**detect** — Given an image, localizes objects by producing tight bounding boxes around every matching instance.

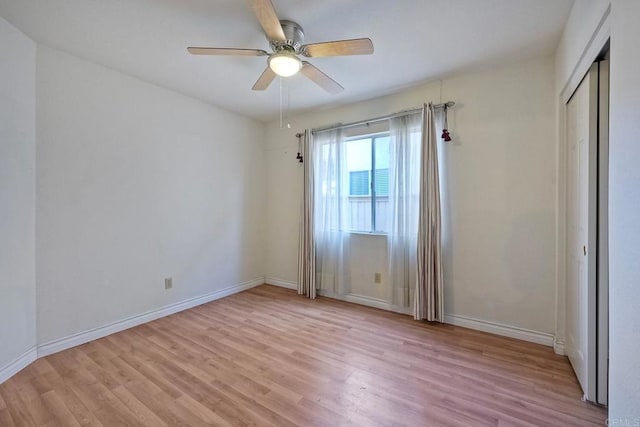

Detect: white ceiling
[0,0,573,122]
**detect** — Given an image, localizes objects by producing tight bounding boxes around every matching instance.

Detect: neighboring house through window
[345,133,390,233]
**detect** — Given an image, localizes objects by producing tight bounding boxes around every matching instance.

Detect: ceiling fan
[187,0,374,94]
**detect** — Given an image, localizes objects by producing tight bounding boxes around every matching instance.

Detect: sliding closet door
[597,59,609,406]
[565,63,598,402]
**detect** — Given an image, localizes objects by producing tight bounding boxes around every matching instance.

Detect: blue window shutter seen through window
[349,170,370,195]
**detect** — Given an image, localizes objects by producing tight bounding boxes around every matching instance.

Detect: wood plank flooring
[0,285,606,426]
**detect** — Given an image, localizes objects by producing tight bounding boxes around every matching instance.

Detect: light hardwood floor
[0,285,606,426]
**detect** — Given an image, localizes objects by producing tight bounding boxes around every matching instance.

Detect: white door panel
[566,63,598,401]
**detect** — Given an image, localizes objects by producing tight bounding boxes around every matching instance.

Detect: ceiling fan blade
[248,0,286,41]
[301,62,343,94]
[187,47,268,56]
[252,66,277,91]
[302,38,374,57]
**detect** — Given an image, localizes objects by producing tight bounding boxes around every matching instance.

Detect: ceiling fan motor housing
[271,20,305,53]
[187,0,372,94]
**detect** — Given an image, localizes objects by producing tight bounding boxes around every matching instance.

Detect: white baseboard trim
[318,291,413,316]
[0,346,38,385]
[279,287,554,347]
[37,277,264,358]
[444,314,554,347]
[265,276,297,290]
[553,337,566,355]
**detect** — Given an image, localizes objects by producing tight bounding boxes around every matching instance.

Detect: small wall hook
[441,105,452,142]
[295,133,304,163]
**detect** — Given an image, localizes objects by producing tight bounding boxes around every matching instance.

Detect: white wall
[266,56,557,335]
[552,0,611,355]
[36,45,265,344]
[0,17,37,370]
[555,0,610,97]
[609,0,640,420]
[556,0,640,417]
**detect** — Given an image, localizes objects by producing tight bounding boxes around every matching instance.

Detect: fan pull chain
[279,77,283,129]
[286,85,291,129]
[278,77,291,129]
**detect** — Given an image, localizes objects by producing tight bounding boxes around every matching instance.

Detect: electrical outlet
[374,272,382,284]
[164,277,173,290]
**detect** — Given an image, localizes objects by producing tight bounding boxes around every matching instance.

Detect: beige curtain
[387,112,422,309]
[415,103,444,321]
[297,129,316,298]
[313,128,351,299]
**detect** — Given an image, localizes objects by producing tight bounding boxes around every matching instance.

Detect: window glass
[349,170,370,196]
[344,134,389,232]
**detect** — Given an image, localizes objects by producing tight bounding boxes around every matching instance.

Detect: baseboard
[553,337,566,355]
[318,290,413,315]
[265,276,297,290]
[37,277,264,358]
[0,346,37,385]
[444,314,555,347]
[264,283,554,347]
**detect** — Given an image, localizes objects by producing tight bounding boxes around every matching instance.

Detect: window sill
[347,231,387,237]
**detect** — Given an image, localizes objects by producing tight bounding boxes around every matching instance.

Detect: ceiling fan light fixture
[269,51,302,77]
[187,1,373,93]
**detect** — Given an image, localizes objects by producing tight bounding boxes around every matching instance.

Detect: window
[349,170,369,196]
[345,133,390,233]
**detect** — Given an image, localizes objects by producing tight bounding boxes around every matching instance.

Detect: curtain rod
[311,101,455,134]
